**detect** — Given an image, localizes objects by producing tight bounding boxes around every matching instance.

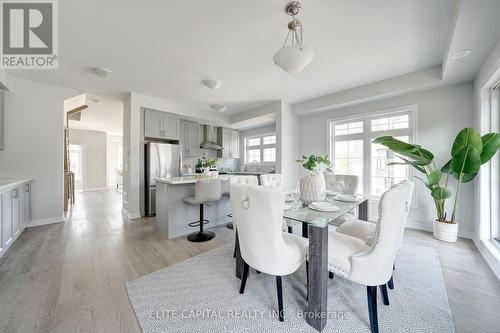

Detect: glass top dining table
[283,196,368,228]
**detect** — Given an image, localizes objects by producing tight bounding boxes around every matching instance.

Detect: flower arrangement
[196,153,218,170]
[296,154,333,173]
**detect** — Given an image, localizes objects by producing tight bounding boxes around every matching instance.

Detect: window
[329,107,415,196]
[245,134,276,164]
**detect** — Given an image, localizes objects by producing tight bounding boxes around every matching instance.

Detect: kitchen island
[154,176,231,239]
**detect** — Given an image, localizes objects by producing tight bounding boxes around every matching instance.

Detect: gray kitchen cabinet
[179,120,200,157]
[144,109,180,140]
[0,180,32,258]
[217,128,239,159]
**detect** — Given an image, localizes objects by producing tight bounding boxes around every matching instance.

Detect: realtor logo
[1,0,58,69]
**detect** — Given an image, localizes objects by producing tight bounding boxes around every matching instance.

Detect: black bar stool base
[187,231,216,242]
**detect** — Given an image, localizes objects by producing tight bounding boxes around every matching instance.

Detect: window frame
[327,105,417,203]
[244,132,277,165]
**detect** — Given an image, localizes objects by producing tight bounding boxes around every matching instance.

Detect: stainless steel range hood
[199,125,223,150]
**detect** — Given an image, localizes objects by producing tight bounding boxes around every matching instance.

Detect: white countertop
[155,175,229,185]
[0,178,33,190]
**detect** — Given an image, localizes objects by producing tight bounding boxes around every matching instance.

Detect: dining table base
[305,224,329,331]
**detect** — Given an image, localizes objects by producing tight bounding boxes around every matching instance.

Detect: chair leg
[380,284,390,305]
[287,226,293,234]
[367,286,379,333]
[306,261,309,301]
[276,276,284,322]
[387,275,394,290]
[239,262,249,294]
[329,272,334,279]
[233,235,237,258]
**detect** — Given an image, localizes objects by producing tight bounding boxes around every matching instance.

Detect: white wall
[298,82,475,237]
[107,135,123,188]
[279,101,301,192]
[0,75,77,224]
[69,129,107,190]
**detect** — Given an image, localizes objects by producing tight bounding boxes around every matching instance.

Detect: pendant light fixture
[273,1,314,74]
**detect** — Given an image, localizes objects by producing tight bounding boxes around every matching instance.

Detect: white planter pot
[300,172,326,205]
[433,220,458,243]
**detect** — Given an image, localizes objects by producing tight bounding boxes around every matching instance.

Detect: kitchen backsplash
[182,149,238,173]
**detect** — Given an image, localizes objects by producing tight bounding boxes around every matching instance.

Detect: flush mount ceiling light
[90,67,116,78]
[210,104,227,112]
[202,78,222,90]
[273,1,314,74]
[451,49,472,60]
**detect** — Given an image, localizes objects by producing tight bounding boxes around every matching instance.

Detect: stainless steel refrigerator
[145,142,181,216]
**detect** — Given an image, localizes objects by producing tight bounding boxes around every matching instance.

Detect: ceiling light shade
[210,104,227,112]
[273,44,314,74]
[274,1,314,74]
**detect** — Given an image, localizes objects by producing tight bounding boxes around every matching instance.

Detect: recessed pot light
[451,49,472,60]
[90,67,116,78]
[210,104,227,112]
[202,79,222,90]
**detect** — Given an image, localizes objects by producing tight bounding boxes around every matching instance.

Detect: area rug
[126,243,455,332]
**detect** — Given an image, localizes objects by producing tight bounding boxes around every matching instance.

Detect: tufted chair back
[229,175,259,186]
[324,173,359,194]
[230,184,305,275]
[259,173,283,190]
[349,181,414,286]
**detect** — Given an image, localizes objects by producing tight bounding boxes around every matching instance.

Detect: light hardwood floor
[0,190,498,333]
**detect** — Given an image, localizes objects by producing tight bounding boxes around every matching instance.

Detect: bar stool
[183,178,222,242]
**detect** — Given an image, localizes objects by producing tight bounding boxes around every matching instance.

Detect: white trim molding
[406,221,475,240]
[475,239,500,280]
[122,209,140,220]
[28,216,64,227]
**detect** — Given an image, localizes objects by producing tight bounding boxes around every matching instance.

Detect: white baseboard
[406,221,474,240]
[84,187,107,192]
[122,209,141,220]
[28,216,64,227]
[475,239,500,281]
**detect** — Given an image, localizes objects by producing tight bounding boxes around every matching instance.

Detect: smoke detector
[90,67,116,78]
[210,104,227,112]
[202,78,222,90]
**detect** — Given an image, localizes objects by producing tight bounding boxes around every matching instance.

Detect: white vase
[300,171,326,205]
[433,220,458,242]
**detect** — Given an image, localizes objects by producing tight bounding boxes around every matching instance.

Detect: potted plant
[196,153,218,176]
[373,127,499,242]
[295,155,333,205]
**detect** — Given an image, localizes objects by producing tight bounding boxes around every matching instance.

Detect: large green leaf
[373,136,433,165]
[441,159,477,182]
[431,187,452,200]
[427,170,442,185]
[480,133,500,164]
[451,128,482,156]
[451,145,481,174]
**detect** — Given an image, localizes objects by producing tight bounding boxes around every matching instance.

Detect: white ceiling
[68,94,123,136]
[9,0,496,116]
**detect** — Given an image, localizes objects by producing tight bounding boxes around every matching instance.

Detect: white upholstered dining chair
[259,173,299,234]
[259,173,283,189]
[327,180,414,333]
[230,183,308,322]
[324,173,359,195]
